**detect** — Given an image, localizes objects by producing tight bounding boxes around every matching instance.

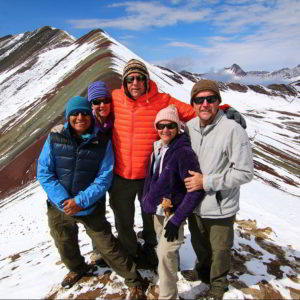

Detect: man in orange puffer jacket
[110,59,197,268]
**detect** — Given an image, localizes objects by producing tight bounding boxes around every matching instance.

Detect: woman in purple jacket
[142,105,205,300]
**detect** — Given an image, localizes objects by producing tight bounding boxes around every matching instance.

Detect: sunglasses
[126,75,146,83]
[91,98,111,105]
[70,111,90,117]
[193,95,219,105]
[156,122,178,130]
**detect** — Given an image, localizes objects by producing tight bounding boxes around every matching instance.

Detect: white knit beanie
[154,105,181,130]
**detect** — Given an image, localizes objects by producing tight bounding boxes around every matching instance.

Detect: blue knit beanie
[65,96,92,120]
[88,81,109,102]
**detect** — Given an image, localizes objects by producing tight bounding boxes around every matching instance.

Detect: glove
[51,124,64,133]
[223,107,247,129]
[164,220,179,242]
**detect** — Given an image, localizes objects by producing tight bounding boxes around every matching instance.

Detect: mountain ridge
[224,63,300,81]
[0,26,299,200]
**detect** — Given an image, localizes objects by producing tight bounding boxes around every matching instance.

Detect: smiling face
[126,72,146,99]
[69,112,92,135]
[91,98,111,124]
[156,120,178,145]
[193,90,220,126]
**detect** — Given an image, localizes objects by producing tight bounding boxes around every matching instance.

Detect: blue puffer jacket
[37,125,114,216]
[142,133,205,226]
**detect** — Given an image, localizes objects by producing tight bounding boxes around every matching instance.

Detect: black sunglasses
[70,111,90,117]
[193,95,219,105]
[91,98,111,105]
[126,75,146,83]
[156,122,178,130]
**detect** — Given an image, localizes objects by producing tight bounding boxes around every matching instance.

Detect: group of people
[37,58,254,300]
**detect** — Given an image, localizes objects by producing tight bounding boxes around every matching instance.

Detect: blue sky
[1,0,299,73]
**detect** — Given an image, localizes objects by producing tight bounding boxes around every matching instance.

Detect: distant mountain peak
[225,63,247,77]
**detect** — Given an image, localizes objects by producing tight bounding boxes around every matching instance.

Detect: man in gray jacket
[181,80,254,300]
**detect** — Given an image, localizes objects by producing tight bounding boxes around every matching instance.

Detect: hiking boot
[181,268,210,284]
[126,286,146,300]
[61,271,83,289]
[61,264,97,289]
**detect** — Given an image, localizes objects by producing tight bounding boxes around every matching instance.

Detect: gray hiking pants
[188,214,235,291]
[47,201,142,287]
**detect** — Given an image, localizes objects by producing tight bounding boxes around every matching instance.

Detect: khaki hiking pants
[154,214,184,300]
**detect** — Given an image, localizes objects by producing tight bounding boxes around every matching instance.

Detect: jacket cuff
[203,174,211,192]
[75,196,82,208]
[170,214,182,227]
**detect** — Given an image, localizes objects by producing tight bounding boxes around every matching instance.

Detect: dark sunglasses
[70,111,90,117]
[193,95,219,105]
[126,75,146,83]
[156,122,178,130]
[91,98,111,105]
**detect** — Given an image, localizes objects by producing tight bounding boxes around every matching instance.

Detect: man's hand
[184,170,204,192]
[64,199,81,216]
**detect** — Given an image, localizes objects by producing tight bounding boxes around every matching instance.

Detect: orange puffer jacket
[112,80,196,180]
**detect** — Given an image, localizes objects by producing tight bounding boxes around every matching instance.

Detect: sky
[1,0,300,73]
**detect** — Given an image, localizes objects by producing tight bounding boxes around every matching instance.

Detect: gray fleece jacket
[186,110,254,218]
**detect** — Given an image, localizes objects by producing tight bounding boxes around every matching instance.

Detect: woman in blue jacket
[142,105,205,300]
[37,96,145,299]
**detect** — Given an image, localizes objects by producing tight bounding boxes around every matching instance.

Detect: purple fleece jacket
[142,133,205,227]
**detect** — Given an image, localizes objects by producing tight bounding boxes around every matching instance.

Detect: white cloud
[154,56,198,72]
[68,1,211,30]
[164,0,300,72]
[66,0,300,72]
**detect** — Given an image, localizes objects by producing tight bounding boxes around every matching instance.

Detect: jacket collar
[93,112,113,133]
[193,109,224,134]
[66,122,97,142]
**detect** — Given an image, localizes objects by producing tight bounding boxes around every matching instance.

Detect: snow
[0,175,299,299]
[0,40,98,129]
[240,181,300,248]
[0,33,25,60]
